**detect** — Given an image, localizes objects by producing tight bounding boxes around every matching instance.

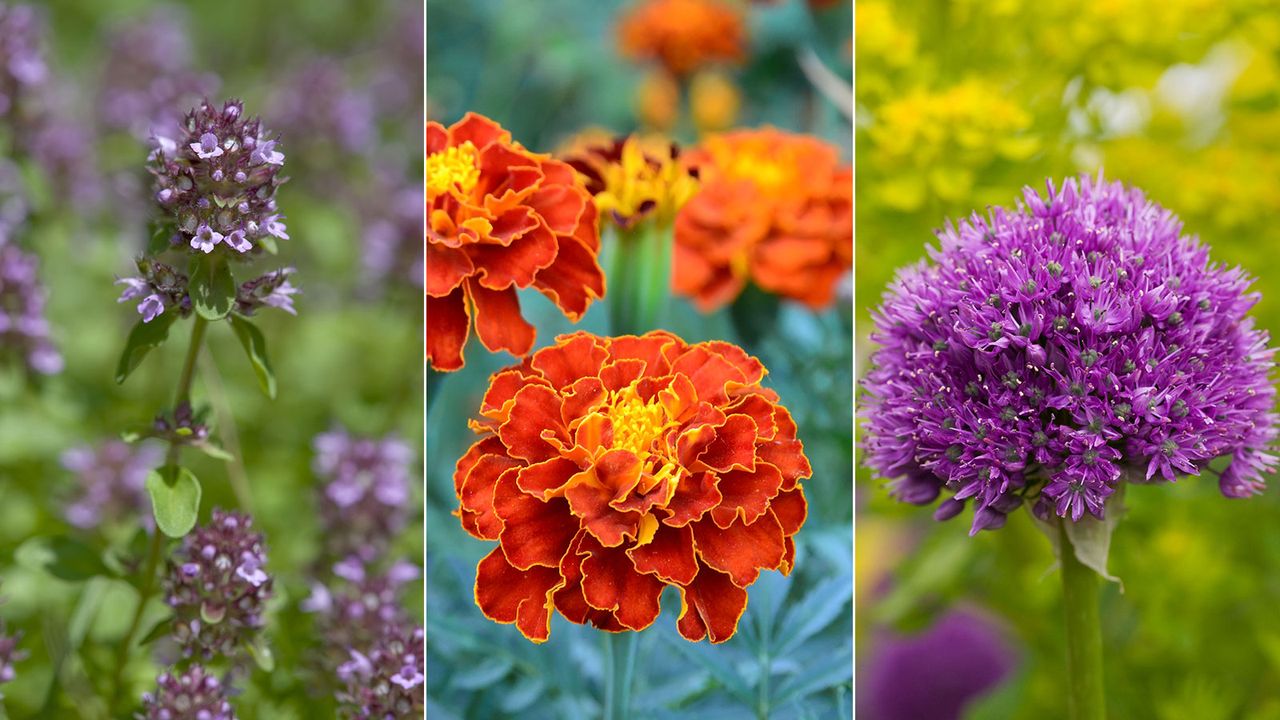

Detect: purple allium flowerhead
[312,428,413,562]
[116,255,192,323]
[235,267,298,317]
[861,610,1017,720]
[148,99,287,259]
[163,509,273,660]
[99,7,219,142]
[303,557,420,664]
[0,4,47,121]
[863,174,1279,534]
[62,439,164,530]
[335,624,425,720]
[0,242,61,374]
[138,665,236,720]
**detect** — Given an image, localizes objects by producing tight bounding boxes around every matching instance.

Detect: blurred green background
[427,0,854,717]
[856,1,1280,718]
[0,1,422,717]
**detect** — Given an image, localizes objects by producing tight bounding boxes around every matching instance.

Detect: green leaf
[229,314,277,399]
[192,440,235,462]
[248,637,275,672]
[257,234,278,255]
[145,465,202,538]
[775,575,853,658]
[114,311,179,384]
[138,616,173,647]
[1032,488,1125,587]
[190,255,237,320]
[452,656,512,690]
[499,674,546,713]
[15,535,114,582]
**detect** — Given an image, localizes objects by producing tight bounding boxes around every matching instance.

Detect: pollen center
[608,384,670,457]
[427,141,480,198]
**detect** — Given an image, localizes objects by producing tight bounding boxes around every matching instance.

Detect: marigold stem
[1059,519,1107,720]
[602,631,640,720]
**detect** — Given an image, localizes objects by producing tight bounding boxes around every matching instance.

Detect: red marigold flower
[455,331,810,643]
[426,114,605,372]
[617,0,746,78]
[674,128,852,311]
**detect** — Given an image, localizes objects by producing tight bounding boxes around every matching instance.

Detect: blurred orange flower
[426,114,605,372]
[690,70,741,134]
[618,0,746,77]
[456,331,809,643]
[634,69,680,131]
[674,128,852,310]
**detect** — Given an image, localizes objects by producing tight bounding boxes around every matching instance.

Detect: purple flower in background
[62,440,163,529]
[312,427,412,563]
[861,610,1017,720]
[163,509,273,660]
[303,557,419,664]
[139,665,236,720]
[269,58,374,162]
[116,256,191,323]
[0,591,25,700]
[0,4,47,120]
[360,174,425,293]
[236,267,298,317]
[148,99,288,259]
[0,242,61,375]
[862,175,1279,533]
[335,624,425,720]
[99,7,218,141]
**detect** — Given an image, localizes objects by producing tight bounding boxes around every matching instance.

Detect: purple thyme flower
[0,242,61,374]
[335,624,425,720]
[163,509,273,660]
[148,99,287,258]
[99,7,219,142]
[0,591,25,700]
[0,4,47,121]
[862,174,1279,533]
[62,440,164,530]
[138,665,236,720]
[312,427,412,562]
[115,256,191,323]
[360,173,425,293]
[269,58,375,164]
[236,267,298,317]
[303,557,420,666]
[860,609,1018,720]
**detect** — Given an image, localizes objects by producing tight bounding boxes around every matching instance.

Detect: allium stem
[1059,520,1106,720]
[111,314,209,710]
[602,631,639,720]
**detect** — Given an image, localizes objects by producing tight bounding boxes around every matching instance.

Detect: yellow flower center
[716,144,798,193]
[590,137,700,227]
[427,141,480,198]
[608,383,671,457]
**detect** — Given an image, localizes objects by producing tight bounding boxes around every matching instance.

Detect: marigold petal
[606,333,680,376]
[426,288,469,372]
[554,532,628,632]
[696,414,758,472]
[628,522,697,585]
[770,487,808,536]
[449,112,510,150]
[498,383,568,463]
[693,512,785,587]
[671,346,743,404]
[580,540,665,631]
[426,243,474,297]
[529,182,588,235]
[561,377,608,425]
[470,284,537,358]
[515,457,581,500]
[474,548,561,643]
[427,121,448,154]
[676,564,747,643]
[709,463,783,528]
[599,358,648,393]
[472,222,558,290]
[533,235,606,320]
[457,456,517,541]
[565,451,644,547]
[758,436,812,488]
[664,470,722,527]
[532,333,609,389]
[495,487,579,570]
[480,368,538,423]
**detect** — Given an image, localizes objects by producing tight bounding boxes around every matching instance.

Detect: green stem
[609,223,673,336]
[110,315,209,709]
[602,632,640,720]
[1060,520,1106,720]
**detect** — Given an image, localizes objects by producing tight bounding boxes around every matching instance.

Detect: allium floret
[863,175,1278,533]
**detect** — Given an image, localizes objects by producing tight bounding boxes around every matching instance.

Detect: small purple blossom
[335,624,425,719]
[0,592,25,699]
[149,99,287,259]
[236,267,298,317]
[115,256,190,323]
[862,175,1279,533]
[62,440,163,529]
[163,509,273,660]
[861,610,1018,720]
[312,428,412,563]
[0,242,61,374]
[138,665,236,720]
[0,5,47,120]
[360,174,424,293]
[304,558,419,662]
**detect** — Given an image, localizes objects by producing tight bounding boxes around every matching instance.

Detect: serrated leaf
[664,634,753,702]
[14,535,114,582]
[190,255,236,320]
[145,465,202,538]
[452,656,512,690]
[115,311,179,384]
[229,314,277,398]
[775,575,853,657]
[773,646,853,706]
[499,674,546,713]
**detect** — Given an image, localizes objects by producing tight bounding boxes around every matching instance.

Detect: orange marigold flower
[455,331,810,643]
[427,113,605,372]
[617,0,746,77]
[674,128,852,311]
[563,135,700,230]
[690,70,741,134]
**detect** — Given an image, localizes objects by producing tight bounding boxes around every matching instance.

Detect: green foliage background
[856,1,1280,717]
[0,1,422,717]
[426,1,854,717]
